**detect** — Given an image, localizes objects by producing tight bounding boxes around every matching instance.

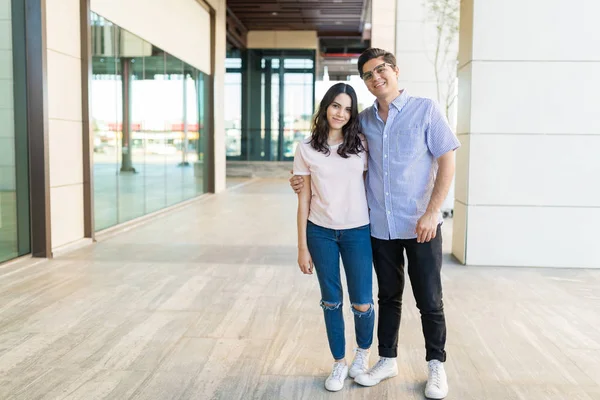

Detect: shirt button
[384,134,387,138]
[384,155,387,158]
[387,211,391,214]
[385,172,388,175]
[386,192,389,195]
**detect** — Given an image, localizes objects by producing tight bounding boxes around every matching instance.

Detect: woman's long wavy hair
[309,83,364,158]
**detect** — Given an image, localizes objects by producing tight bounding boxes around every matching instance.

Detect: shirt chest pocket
[394,128,423,156]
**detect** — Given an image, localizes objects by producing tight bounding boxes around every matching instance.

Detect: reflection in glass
[118,54,145,224]
[165,54,184,207]
[0,0,17,261]
[91,16,121,230]
[225,70,242,157]
[91,12,207,231]
[182,66,202,200]
[144,51,169,214]
[0,181,17,262]
[197,71,210,194]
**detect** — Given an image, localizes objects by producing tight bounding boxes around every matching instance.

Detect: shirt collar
[373,89,409,113]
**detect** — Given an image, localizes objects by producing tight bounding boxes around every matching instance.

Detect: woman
[294,83,374,392]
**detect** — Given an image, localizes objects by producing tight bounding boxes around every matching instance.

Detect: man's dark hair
[357,48,397,77]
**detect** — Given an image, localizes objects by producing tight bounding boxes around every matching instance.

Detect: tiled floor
[1,179,599,399]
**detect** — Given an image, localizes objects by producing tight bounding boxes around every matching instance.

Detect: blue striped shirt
[359,90,461,240]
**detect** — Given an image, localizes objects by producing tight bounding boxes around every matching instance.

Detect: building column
[453,0,600,268]
[179,74,189,166]
[277,62,284,161]
[263,59,272,160]
[25,0,52,257]
[241,49,262,161]
[120,58,135,173]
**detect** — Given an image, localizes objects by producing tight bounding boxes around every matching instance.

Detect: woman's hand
[298,248,314,274]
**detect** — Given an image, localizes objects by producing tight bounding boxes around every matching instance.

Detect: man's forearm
[426,152,455,213]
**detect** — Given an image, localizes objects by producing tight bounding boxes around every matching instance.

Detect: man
[290,48,460,399]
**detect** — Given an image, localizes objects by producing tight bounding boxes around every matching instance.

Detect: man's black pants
[371,224,446,361]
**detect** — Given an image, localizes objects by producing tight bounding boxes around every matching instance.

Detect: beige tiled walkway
[1,179,599,399]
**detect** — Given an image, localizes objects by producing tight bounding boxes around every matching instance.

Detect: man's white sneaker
[424,360,448,399]
[353,356,398,386]
[325,361,349,392]
[348,348,370,378]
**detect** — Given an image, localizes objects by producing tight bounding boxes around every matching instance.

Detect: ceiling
[226,0,369,37]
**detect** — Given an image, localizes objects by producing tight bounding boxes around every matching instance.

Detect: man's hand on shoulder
[289,170,305,194]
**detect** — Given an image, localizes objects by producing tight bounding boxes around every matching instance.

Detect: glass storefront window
[0,40,18,259]
[91,23,121,229]
[1,0,29,263]
[91,12,209,231]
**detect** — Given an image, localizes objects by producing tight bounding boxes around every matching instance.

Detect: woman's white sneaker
[353,356,398,386]
[349,348,370,378]
[424,360,448,399]
[325,361,349,392]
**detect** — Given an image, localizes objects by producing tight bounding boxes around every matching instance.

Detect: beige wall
[370,0,396,52]
[247,31,318,49]
[453,0,600,268]
[395,0,458,127]
[91,0,211,75]
[46,0,85,249]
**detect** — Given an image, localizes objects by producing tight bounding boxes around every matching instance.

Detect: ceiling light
[272,12,278,16]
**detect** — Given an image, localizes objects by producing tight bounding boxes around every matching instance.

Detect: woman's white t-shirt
[293,136,369,230]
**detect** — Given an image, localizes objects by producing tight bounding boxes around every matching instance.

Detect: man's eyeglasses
[361,62,395,81]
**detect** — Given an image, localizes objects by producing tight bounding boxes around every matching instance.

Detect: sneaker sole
[325,372,349,392]
[354,371,399,387]
[424,390,448,399]
[325,380,347,392]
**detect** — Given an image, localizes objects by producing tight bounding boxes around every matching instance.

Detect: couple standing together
[291,48,460,398]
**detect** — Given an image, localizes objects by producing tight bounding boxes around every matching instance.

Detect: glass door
[264,55,314,161]
[282,72,313,160]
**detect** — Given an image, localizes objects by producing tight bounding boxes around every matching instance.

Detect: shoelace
[353,349,368,369]
[332,362,346,380]
[429,362,441,387]
[368,358,388,376]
